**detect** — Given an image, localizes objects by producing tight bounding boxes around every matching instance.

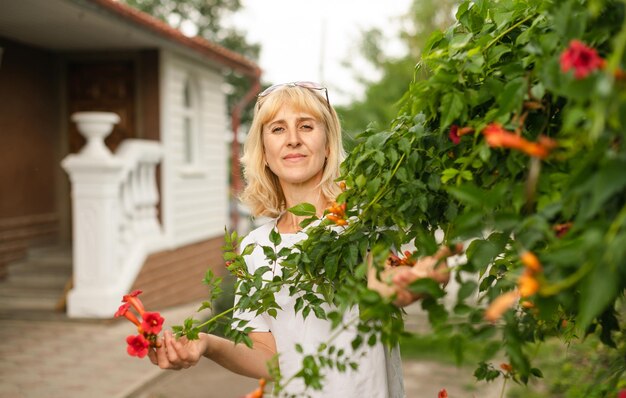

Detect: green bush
[183,0,626,393]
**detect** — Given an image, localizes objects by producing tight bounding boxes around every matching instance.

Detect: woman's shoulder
[241,219,277,245]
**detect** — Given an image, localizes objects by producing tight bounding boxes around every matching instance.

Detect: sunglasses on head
[257,81,330,107]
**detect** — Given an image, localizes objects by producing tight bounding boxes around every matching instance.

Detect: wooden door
[67,61,136,154]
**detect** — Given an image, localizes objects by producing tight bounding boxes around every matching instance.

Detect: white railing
[62,112,166,318]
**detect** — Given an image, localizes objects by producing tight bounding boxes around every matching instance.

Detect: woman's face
[262,103,329,187]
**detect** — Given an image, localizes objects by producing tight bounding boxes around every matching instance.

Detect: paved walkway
[0,302,503,398]
[0,302,206,398]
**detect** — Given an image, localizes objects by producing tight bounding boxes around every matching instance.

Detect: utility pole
[319,9,327,86]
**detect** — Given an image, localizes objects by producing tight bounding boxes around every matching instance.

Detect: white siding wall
[160,51,230,247]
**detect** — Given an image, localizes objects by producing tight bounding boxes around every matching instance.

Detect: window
[181,74,200,167]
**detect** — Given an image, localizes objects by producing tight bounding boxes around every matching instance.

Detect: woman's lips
[283,154,306,160]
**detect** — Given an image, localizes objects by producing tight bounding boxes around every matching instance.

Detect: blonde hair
[240,85,345,218]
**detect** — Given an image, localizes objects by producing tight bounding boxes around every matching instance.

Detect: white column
[62,112,126,318]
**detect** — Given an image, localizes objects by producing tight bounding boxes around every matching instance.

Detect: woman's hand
[148,330,208,370]
[368,245,457,307]
[147,330,277,379]
[390,246,452,306]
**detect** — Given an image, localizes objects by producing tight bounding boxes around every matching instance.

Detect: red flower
[553,222,573,238]
[240,378,266,398]
[122,290,146,316]
[520,251,542,274]
[126,334,150,358]
[500,363,513,373]
[449,125,461,144]
[141,311,165,335]
[386,250,416,267]
[560,40,605,79]
[448,125,474,144]
[326,202,348,226]
[518,272,540,298]
[483,123,506,136]
[114,302,141,327]
[482,123,556,159]
[484,291,520,322]
[618,389,626,398]
[438,389,448,398]
[115,302,131,318]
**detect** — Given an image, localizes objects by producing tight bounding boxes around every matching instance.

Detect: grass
[506,333,626,398]
[399,327,626,398]
[399,331,492,366]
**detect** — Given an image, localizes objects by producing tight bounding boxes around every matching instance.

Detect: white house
[0,0,261,317]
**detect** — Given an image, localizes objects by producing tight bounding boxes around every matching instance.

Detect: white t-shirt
[233,221,405,398]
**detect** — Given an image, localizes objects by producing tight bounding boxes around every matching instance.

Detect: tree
[123,0,241,39]
[122,0,260,124]
[336,0,458,142]
[331,0,626,392]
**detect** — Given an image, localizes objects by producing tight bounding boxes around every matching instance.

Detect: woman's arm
[149,330,277,380]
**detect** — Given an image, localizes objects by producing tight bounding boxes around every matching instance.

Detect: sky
[227,0,414,105]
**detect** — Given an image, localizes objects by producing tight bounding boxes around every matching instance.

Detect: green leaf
[439,91,465,129]
[269,228,282,246]
[312,305,327,320]
[530,368,544,378]
[577,262,619,330]
[407,278,445,298]
[467,239,503,277]
[262,246,277,262]
[496,78,525,116]
[487,44,511,66]
[324,252,340,280]
[299,216,319,229]
[579,159,626,221]
[457,281,478,301]
[288,202,317,217]
[446,184,487,208]
[373,150,386,166]
[441,168,459,184]
[241,243,255,256]
[449,32,473,52]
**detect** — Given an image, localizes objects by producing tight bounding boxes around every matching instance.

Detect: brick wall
[130,236,226,310]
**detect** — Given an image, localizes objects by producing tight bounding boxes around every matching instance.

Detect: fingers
[147,341,159,365]
[391,267,417,288]
[393,289,415,307]
[164,331,181,365]
[154,334,175,369]
[375,245,461,307]
[165,330,202,369]
[390,268,424,307]
[389,247,455,306]
[149,331,186,370]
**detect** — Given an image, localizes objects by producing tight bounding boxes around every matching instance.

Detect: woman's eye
[300,124,313,131]
[271,126,284,134]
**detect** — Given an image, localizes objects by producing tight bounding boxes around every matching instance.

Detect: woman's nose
[286,128,301,147]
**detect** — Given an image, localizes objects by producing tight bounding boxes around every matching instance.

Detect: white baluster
[63,128,165,318]
[71,112,120,159]
[62,112,125,318]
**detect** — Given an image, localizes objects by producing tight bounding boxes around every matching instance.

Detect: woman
[149,82,449,397]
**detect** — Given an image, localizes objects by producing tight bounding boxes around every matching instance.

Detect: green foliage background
[328,0,626,393]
